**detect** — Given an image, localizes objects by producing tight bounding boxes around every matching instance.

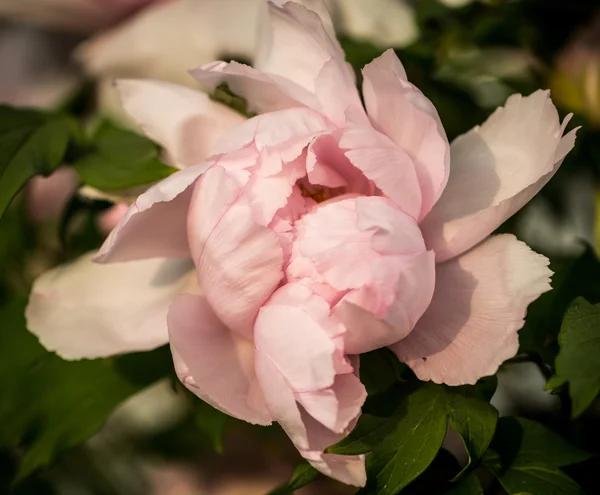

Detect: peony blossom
[27,0,576,486]
[0,0,162,32]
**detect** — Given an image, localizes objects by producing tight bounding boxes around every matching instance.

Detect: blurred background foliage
[2,0,600,494]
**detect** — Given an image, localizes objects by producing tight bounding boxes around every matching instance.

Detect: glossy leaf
[329,381,497,495]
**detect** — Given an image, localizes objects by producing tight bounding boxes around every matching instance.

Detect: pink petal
[168,293,272,425]
[336,250,436,354]
[390,234,552,385]
[254,283,345,392]
[191,60,316,114]
[420,90,578,262]
[187,166,284,338]
[254,348,366,486]
[96,164,206,262]
[362,49,450,219]
[339,126,422,219]
[255,1,356,107]
[295,372,367,434]
[26,253,195,359]
[117,79,245,168]
[211,107,329,158]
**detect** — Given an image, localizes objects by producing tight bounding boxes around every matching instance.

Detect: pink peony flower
[27,0,576,486]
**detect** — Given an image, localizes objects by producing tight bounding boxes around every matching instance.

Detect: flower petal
[97,164,206,262]
[255,0,353,98]
[362,49,450,219]
[191,59,316,114]
[390,234,552,385]
[339,126,422,219]
[336,250,436,354]
[117,79,245,168]
[255,348,366,487]
[168,293,272,425]
[26,253,195,359]
[188,165,284,338]
[420,90,577,261]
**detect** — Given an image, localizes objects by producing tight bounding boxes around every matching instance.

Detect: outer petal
[362,50,450,219]
[187,166,284,338]
[117,79,245,168]
[390,234,552,385]
[191,60,316,114]
[255,348,366,486]
[256,0,361,124]
[97,164,206,262]
[26,253,195,359]
[168,293,272,425]
[421,90,577,261]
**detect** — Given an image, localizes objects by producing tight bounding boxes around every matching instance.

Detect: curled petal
[391,234,552,385]
[169,293,272,425]
[255,348,366,486]
[191,60,316,114]
[26,253,195,359]
[97,164,207,262]
[256,0,360,124]
[340,126,422,219]
[421,90,577,261]
[362,49,450,219]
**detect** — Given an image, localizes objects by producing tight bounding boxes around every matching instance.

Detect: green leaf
[359,348,408,396]
[444,474,483,495]
[546,297,600,417]
[448,384,498,480]
[329,381,497,495]
[0,106,79,218]
[72,121,175,191]
[0,299,169,479]
[194,401,227,454]
[519,250,600,364]
[482,417,591,495]
[267,462,319,495]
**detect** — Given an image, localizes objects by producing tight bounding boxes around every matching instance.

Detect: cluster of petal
[26,0,576,487]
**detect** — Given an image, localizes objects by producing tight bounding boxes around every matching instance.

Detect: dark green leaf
[332,383,447,495]
[519,249,600,365]
[0,299,169,479]
[401,449,461,495]
[195,401,227,454]
[0,106,79,217]
[330,380,496,494]
[482,417,591,495]
[359,348,407,396]
[444,474,483,495]
[267,462,319,495]
[448,385,498,479]
[72,122,175,191]
[546,297,600,417]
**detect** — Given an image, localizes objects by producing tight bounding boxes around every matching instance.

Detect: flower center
[298,181,344,203]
